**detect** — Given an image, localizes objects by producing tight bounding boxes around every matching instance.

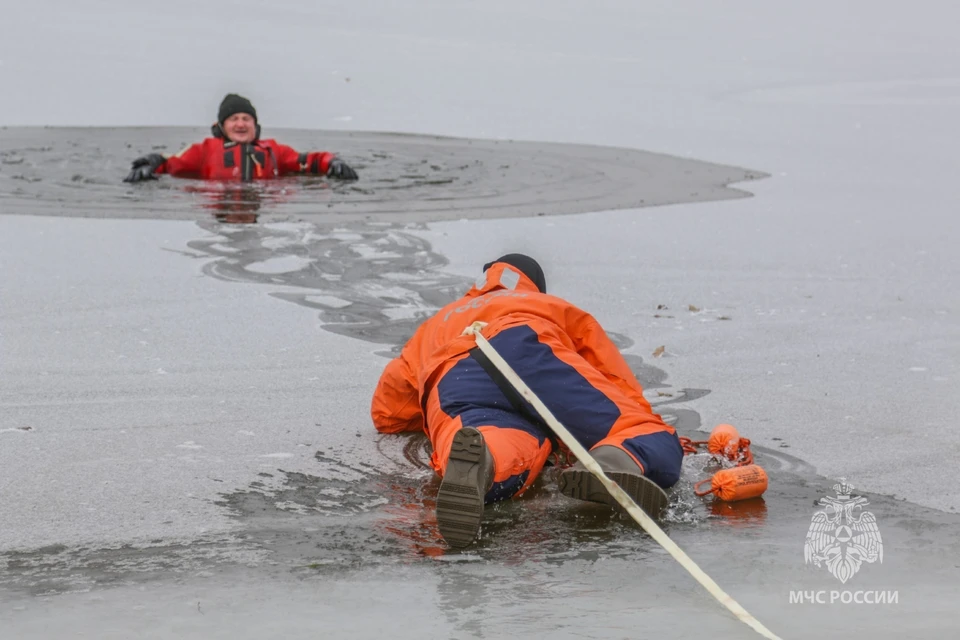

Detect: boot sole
[436,428,486,548]
[559,469,669,521]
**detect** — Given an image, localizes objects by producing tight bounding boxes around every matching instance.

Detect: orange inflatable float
[680,424,768,502]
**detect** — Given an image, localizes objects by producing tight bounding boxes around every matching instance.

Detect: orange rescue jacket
[371,262,657,434]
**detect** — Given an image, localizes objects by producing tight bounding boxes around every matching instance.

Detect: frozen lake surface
[2,1,959,638]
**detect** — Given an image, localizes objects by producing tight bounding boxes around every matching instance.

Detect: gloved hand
[326,157,358,180]
[123,153,166,183]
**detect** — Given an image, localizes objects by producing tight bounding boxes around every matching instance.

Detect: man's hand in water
[124,153,166,183]
[326,157,359,180]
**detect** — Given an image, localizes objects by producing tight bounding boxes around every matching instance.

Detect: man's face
[222,113,257,143]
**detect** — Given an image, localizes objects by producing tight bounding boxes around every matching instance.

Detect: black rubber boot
[436,428,495,548]
[558,445,669,520]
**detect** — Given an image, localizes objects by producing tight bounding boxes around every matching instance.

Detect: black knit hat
[218,94,257,124]
[483,253,546,293]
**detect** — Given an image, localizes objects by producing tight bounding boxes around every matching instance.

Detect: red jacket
[156,137,334,181]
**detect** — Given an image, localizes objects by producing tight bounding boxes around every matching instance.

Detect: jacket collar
[465,262,541,298]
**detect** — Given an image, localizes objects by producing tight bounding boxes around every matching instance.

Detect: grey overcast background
[1,1,958,638]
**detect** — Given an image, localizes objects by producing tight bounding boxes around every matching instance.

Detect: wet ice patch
[246,256,313,274]
[272,501,312,515]
[380,272,424,282]
[261,236,299,250]
[362,284,425,300]
[208,243,240,253]
[351,244,402,260]
[382,307,425,320]
[304,295,351,309]
[176,441,202,449]
[262,222,312,233]
[260,453,294,459]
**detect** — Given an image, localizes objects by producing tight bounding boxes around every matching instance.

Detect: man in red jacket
[123,93,358,182]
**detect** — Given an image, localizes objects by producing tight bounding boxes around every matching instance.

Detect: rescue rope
[462,321,782,640]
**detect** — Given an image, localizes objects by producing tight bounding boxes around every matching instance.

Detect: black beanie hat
[218,93,257,124]
[483,253,546,293]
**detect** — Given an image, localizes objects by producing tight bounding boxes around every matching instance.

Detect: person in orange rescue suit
[123,93,358,183]
[371,254,683,548]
